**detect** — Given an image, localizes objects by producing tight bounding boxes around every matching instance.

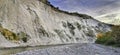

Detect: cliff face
[0,0,110,47]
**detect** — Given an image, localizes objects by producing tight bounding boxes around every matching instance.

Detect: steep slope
[0,0,110,47]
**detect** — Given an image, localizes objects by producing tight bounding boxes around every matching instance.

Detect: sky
[48,0,120,17]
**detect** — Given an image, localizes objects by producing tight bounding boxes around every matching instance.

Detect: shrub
[17,32,29,43]
[95,33,115,45]
[0,27,20,41]
[111,26,120,44]
[95,25,120,47]
[0,25,30,43]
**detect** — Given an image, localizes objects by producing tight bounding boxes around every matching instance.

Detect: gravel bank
[13,43,120,55]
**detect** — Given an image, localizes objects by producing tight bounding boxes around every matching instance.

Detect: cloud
[49,0,120,17]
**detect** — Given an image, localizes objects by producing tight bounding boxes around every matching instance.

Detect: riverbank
[13,43,120,55]
[0,44,69,55]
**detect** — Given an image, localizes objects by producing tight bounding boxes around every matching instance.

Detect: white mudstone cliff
[0,0,110,48]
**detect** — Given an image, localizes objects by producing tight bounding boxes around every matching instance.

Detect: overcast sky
[48,0,120,17]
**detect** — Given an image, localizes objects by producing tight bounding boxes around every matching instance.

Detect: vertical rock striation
[0,0,110,47]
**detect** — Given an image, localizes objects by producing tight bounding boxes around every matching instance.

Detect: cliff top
[39,0,93,19]
[39,0,113,26]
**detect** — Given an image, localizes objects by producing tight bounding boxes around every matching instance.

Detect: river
[0,44,67,55]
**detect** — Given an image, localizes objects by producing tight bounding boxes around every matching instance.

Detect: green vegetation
[0,26,20,42]
[0,24,29,43]
[95,25,120,47]
[17,32,29,43]
[47,1,93,19]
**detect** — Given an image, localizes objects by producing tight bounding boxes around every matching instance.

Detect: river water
[1,44,120,55]
[0,44,66,55]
